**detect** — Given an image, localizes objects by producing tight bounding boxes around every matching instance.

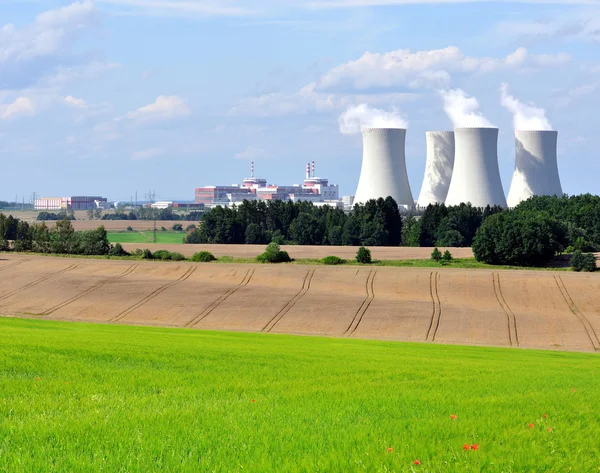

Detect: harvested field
[119,243,475,260]
[1,254,600,352]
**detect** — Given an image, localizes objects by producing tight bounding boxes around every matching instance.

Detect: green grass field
[107,231,184,244]
[1,318,598,472]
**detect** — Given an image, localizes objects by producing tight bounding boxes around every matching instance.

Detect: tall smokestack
[507,130,562,208]
[417,131,455,207]
[445,128,507,208]
[312,161,315,178]
[354,128,414,211]
[306,163,310,179]
[251,161,254,178]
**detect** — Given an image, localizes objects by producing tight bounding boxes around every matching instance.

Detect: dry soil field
[1,254,599,352]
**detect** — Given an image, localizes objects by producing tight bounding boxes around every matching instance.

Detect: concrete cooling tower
[445,127,507,208]
[507,130,563,208]
[417,131,455,208]
[354,128,414,211]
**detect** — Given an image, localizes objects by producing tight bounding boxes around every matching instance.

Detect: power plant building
[354,128,414,211]
[507,130,563,208]
[417,131,455,208]
[445,128,507,208]
[34,196,108,211]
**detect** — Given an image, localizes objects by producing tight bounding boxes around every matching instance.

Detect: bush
[108,243,130,257]
[322,256,346,265]
[152,250,172,260]
[185,224,197,232]
[570,250,597,272]
[256,242,292,263]
[442,250,453,262]
[141,249,153,260]
[172,223,183,231]
[431,247,442,261]
[191,251,217,262]
[127,226,133,232]
[169,252,186,261]
[356,246,372,264]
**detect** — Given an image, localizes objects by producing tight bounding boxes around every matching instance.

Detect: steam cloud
[500,83,552,130]
[439,88,495,128]
[338,104,408,135]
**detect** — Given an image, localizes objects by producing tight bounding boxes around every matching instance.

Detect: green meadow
[107,231,184,245]
[1,318,598,472]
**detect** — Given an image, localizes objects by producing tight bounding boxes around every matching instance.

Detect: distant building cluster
[34,196,109,211]
[195,162,352,210]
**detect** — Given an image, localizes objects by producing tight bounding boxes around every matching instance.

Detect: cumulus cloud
[235,147,266,160]
[132,148,164,160]
[119,95,191,122]
[1,97,36,120]
[338,104,407,135]
[65,95,87,108]
[317,46,569,91]
[0,1,99,88]
[439,89,494,128]
[500,83,552,130]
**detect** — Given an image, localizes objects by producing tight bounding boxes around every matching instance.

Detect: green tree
[51,218,76,254]
[245,223,267,244]
[289,213,324,245]
[356,246,372,264]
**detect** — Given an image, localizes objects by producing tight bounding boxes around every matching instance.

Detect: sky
[0,0,599,203]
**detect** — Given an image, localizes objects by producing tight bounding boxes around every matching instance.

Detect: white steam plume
[338,104,407,135]
[439,88,494,128]
[500,83,552,130]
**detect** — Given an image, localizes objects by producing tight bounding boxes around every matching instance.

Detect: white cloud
[120,95,191,122]
[1,97,36,120]
[235,147,266,160]
[132,148,164,160]
[65,95,87,108]
[98,0,254,17]
[338,104,407,134]
[500,83,552,130]
[439,88,494,128]
[317,46,570,91]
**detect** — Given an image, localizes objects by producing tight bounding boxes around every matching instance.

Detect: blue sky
[0,0,599,202]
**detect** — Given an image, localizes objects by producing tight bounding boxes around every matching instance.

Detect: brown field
[1,254,599,352]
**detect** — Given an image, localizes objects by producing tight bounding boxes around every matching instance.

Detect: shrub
[571,250,597,272]
[169,252,186,261]
[141,249,153,260]
[152,250,172,260]
[191,251,217,262]
[322,256,346,265]
[442,250,453,262]
[172,223,183,231]
[356,246,372,264]
[431,247,442,261]
[108,243,130,257]
[256,242,292,263]
[127,226,133,231]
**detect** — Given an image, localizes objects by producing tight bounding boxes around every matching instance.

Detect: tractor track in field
[263,269,315,332]
[185,268,255,328]
[110,266,197,323]
[0,264,79,302]
[42,264,139,316]
[0,259,31,273]
[554,275,600,351]
[344,270,377,337]
[492,272,520,347]
[425,272,442,342]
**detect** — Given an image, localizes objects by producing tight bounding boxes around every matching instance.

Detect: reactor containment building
[417,131,455,208]
[445,127,507,208]
[354,128,415,211]
[507,130,563,208]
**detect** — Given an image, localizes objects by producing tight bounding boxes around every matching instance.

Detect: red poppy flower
[463,444,471,450]
[387,448,393,453]
[414,460,421,465]
[547,428,552,432]
[35,377,40,381]
[450,414,457,420]
[471,444,479,450]
[251,399,256,403]
[543,414,547,418]
[528,423,534,428]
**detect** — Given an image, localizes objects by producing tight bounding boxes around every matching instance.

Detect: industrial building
[195,162,339,208]
[417,131,455,208]
[34,196,108,211]
[507,130,563,208]
[354,128,414,211]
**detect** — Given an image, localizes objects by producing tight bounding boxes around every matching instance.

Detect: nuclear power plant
[417,131,455,208]
[354,128,415,211]
[507,130,563,208]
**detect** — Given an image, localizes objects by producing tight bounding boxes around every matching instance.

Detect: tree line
[101,207,203,221]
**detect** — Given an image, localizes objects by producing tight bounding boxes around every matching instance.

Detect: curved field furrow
[269,268,371,336]
[492,273,519,347]
[499,272,594,351]
[425,272,441,342]
[345,270,377,336]
[351,268,434,341]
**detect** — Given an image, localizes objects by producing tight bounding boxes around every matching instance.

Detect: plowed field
[1,254,599,352]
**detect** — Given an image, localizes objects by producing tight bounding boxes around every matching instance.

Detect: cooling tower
[417,131,455,208]
[507,130,562,208]
[354,128,414,211]
[445,127,507,208]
